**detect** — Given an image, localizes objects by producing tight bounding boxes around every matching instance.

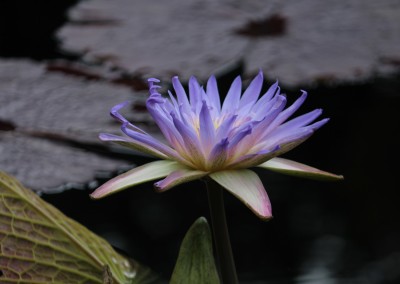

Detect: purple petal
[307,118,329,130]
[228,125,252,150]
[266,117,329,151]
[263,80,279,102]
[110,101,147,134]
[99,133,167,159]
[171,112,205,166]
[251,81,279,115]
[239,70,264,113]
[248,95,287,145]
[189,76,201,111]
[268,90,308,130]
[110,101,129,123]
[206,75,221,112]
[121,122,183,161]
[168,90,180,112]
[266,128,315,157]
[215,114,237,141]
[221,76,242,113]
[278,109,323,130]
[227,145,280,169]
[146,97,187,149]
[265,110,324,141]
[172,76,190,111]
[148,77,160,84]
[199,101,216,152]
[207,138,229,170]
[148,78,161,95]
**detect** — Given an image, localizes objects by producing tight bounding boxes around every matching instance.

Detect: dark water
[2,1,400,283]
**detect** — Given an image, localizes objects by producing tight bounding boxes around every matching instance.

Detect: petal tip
[259,214,273,221]
[153,180,168,192]
[148,77,160,84]
[89,190,103,200]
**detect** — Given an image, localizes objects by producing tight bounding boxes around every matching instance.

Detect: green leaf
[170,217,220,284]
[0,171,158,284]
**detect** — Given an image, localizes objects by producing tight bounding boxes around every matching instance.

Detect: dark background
[1,1,400,283]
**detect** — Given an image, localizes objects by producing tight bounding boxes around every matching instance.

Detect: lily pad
[0,59,155,192]
[57,0,250,82]
[57,0,400,85]
[0,171,159,283]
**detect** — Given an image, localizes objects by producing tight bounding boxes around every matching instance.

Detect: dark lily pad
[57,0,400,86]
[0,59,156,192]
[57,0,250,82]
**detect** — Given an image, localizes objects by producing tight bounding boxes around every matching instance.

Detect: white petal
[155,169,208,192]
[258,157,344,180]
[210,170,272,220]
[91,160,185,198]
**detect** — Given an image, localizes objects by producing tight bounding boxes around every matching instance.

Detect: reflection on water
[295,235,345,284]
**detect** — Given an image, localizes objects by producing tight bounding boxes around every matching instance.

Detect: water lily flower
[91,71,343,220]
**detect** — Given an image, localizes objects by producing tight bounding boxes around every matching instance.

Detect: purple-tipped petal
[199,101,216,152]
[110,101,130,123]
[110,102,148,134]
[146,98,186,150]
[155,169,207,192]
[267,129,314,157]
[99,133,167,159]
[206,75,221,112]
[307,118,329,130]
[227,145,280,169]
[189,76,201,110]
[251,81,279,115]
[91,160,184,199]
[172,76,190,110]
[262,80,279,102]
[264,90,308,134]
[168,90,180,111]
[221,76,242,113]
[207,138,229,170]
[239,70,264,113]
[258,157,344,181]
[277,109,323,131]
[249,95,287,143]
[171,112,205,166]
[279,90,307,116]
[210,169,272,220]
[121,123,183,161]
[148,78,162,97]
[228,125,252,150]
[215,114,237,141]
[148,78,160,84]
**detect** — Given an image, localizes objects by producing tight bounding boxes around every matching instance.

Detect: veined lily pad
[0,171,159,283]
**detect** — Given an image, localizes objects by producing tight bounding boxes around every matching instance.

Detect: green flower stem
[206,179,239,284]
